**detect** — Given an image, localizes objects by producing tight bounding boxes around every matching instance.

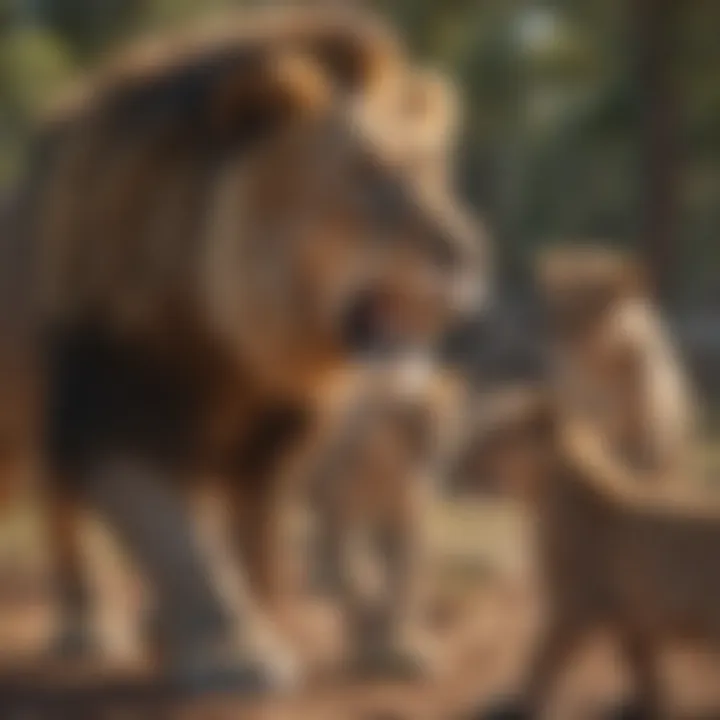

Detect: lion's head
[30,9,487,391]
[203,54,485,385]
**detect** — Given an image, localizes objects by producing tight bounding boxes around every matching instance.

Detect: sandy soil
[0,500,719,719]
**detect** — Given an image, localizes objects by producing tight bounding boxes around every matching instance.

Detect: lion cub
[467,386,720,719]
[309,359,462,678]
[537,245,697,487]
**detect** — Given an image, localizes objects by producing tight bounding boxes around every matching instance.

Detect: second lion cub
[466,386,720,719]
[537,245,697,488]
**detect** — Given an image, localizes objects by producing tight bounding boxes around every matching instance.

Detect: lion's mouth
[340,289,400,356]
[340,286,440,358]
[339,282,464,359]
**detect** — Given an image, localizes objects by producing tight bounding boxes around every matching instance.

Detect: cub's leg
[348,481,433,680]
[477,613,589,719]
[309,482,345,595]
[611,629,663,720]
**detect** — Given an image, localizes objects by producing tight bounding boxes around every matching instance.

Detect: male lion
[465,387,720,719]
[536,244,696,488]
[2,8,486,692]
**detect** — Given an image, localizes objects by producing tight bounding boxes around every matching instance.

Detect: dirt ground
[1,501,719,720]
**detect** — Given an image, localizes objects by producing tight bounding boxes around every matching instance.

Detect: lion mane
[25,10,396,335]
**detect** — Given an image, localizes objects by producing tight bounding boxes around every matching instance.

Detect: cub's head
[536,244,646,345]
[333,367,457,505]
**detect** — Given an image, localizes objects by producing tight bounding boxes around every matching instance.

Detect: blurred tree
[0,0,716,308]
[633,0,679,304]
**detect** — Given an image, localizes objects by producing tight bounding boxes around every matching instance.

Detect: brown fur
[469,386,720,717]
[537,244,696,486]
[1,8,484,679]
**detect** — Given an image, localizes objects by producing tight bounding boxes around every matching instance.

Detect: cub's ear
[210,51,332,140]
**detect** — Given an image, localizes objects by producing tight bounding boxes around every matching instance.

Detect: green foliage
[0,26,75,124]
[0,26,76,185]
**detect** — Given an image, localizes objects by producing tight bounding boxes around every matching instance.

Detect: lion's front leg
[224,474,306,689]
[77,456,295,694]
[223,403,314,684]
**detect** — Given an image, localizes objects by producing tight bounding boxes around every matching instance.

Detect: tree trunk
[634,0,680,304]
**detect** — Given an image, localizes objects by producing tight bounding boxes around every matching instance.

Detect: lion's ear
[308,11,401,96]
[210,51,332,141]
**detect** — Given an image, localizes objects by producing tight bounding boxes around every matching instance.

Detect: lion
[536,244,697,488]
[1,7,486,692]
[464,386,720,719]
[302,357,463,679]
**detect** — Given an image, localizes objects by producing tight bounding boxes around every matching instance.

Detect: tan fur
[307,361,462,677]
[469,387,720,717]
[537,244,696,487]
